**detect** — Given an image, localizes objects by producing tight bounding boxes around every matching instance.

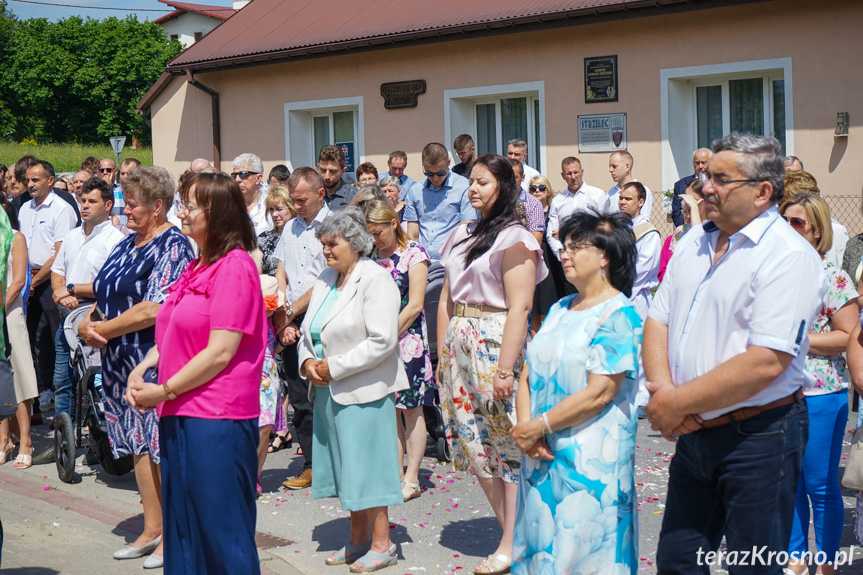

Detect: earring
[600,268,606,278]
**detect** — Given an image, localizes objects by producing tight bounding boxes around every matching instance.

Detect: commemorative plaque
[584,56,618,103]
[381,80,426,109]
[577,113,627,153]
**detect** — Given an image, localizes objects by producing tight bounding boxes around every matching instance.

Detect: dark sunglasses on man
[423,170,448,178]
[231,170,259,179]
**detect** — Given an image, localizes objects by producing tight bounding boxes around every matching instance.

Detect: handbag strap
[2,308,10,360]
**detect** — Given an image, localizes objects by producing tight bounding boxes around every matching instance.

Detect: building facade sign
[584,55,618,103]
[577,113,627,153]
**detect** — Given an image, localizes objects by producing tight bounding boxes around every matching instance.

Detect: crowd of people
[0,132,860,575]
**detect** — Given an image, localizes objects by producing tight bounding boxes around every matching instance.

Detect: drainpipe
[185,70,221,169]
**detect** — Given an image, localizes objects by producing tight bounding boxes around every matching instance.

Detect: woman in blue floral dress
[511,211,641,575]
[366,200,434,502]
[79,167,193,566]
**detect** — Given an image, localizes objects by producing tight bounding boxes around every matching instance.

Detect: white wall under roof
[159,12,222,48]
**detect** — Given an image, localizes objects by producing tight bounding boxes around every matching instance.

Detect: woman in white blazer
[299,207,408,573]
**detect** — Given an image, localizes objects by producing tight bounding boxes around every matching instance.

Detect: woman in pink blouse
[126,173,266,575]
[437,154,548,575]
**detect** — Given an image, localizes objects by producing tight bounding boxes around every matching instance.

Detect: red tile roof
[154,0,236,24]
[166,0,745,72]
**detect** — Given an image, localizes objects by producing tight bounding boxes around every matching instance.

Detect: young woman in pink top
[126,173,266,575]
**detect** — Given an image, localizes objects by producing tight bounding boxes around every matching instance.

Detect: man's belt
[696,389,803,429]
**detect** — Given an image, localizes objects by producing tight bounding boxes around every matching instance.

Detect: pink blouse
[155,248,267,419]
[440,222,548,309]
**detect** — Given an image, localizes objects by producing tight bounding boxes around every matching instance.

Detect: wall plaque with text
[381,80,426,109]
[584,56,618,103]
[577,113,627,153]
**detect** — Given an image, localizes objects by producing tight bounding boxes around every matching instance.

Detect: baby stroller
[423,280,451,463]
[54,306,134,483]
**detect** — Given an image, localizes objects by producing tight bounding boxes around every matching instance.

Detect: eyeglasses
[782,215,810,229]
[99,168,114,173]
[177,203,200,213]
[529,185,547,192]
[699,172,760,188]
[231,170,259,179]
[558,242,594,257]
[423,170,448,178]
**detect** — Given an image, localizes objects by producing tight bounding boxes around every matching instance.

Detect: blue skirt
[159,416,260,575]
[312,388,403,511]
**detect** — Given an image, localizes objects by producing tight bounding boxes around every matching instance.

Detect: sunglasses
[423,170,448,178]
[231,170,259,179]
[782,215,810,229]
[529,185,547,192]
[99,168,114,173]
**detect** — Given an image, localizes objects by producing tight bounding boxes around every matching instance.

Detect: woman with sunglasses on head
[658,176,708,282]
[526,175,565,334]
[779,192,858,575]
[438,154,547,575]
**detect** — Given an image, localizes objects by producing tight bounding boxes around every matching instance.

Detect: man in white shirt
[607,150,653,217]
[506,138,540,192]
[546,156,608,260]
[644,134,825,574]
[618,182,660,320]
[20,160,78,395]
[231,152,271,235]
[274,167,331,491]
[32,177,124,464]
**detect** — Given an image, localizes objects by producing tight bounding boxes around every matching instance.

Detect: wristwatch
[285,304,294,319]
[66,283,75,297]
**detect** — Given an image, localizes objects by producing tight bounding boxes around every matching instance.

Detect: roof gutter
[185,70,221,169]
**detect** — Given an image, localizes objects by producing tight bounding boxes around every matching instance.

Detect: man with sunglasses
[644,133,826,574]
[404,142,473,264]
[231,152,272,235]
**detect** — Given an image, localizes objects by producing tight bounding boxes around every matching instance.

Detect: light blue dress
[513,293,642,575]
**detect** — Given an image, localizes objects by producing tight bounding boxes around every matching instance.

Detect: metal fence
[648,192,863,239]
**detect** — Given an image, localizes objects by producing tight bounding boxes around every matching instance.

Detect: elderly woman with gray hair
[78,166,194,568]
[379,176,407,224]
[298,207,408,572]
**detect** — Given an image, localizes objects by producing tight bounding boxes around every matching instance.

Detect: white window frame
[283,97,364,171]
[444,82,545,173]
[660,58,792,191]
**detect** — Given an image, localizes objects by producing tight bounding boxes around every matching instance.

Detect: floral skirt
[439,313,521,483]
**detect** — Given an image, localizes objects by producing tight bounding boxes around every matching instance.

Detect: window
[170,34,179,42]
[660,58,793,191]
[284,98,364,173]
[694,75,786,152]
[193,31,203,42]
[445,82,545,174]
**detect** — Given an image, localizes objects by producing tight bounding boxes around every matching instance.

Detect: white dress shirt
[649,206,826,420]
[630,214,660,320]
[546,183,609,259]
[19,192,78,268]
[274,205,331,305]
[51,220,125,284]
[248,189,272,236]
[608,180,654,218]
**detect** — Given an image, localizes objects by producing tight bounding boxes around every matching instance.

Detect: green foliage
[0,10,181,145]
[0,141,152,173]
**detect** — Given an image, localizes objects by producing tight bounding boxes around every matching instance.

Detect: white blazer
[298,257,409,406]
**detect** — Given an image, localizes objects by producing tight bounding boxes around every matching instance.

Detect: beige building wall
[150,0,861,204]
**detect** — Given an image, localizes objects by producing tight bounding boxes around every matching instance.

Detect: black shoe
[31,444,56,465]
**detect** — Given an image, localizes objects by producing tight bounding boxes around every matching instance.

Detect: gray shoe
[31,444,56,465]
[143,553,164,569]
[113,535,161,560]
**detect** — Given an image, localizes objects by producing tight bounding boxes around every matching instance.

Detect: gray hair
[693,148,713,160]
[123,166,176,210]
[379,176,401,190]
[315,206,373,256]
[711,133,785,203]
[232,153,264,174]
[508,138,527,151]
[784,155,804,170]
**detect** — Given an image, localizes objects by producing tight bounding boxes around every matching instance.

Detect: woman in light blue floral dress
[512,211,641,575]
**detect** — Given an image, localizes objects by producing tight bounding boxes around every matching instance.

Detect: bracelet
[496,368,515,379]
[540,412,553,435]
[162,382,178,400]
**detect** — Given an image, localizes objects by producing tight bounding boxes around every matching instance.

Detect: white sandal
[401,481,420,502]
[473,553,511,575]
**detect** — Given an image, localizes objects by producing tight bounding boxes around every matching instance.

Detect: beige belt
[454,302,506,318]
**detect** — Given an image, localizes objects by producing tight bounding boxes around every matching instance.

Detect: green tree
[0,13,181,145]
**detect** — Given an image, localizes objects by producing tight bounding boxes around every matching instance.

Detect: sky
[5,0,236,21]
